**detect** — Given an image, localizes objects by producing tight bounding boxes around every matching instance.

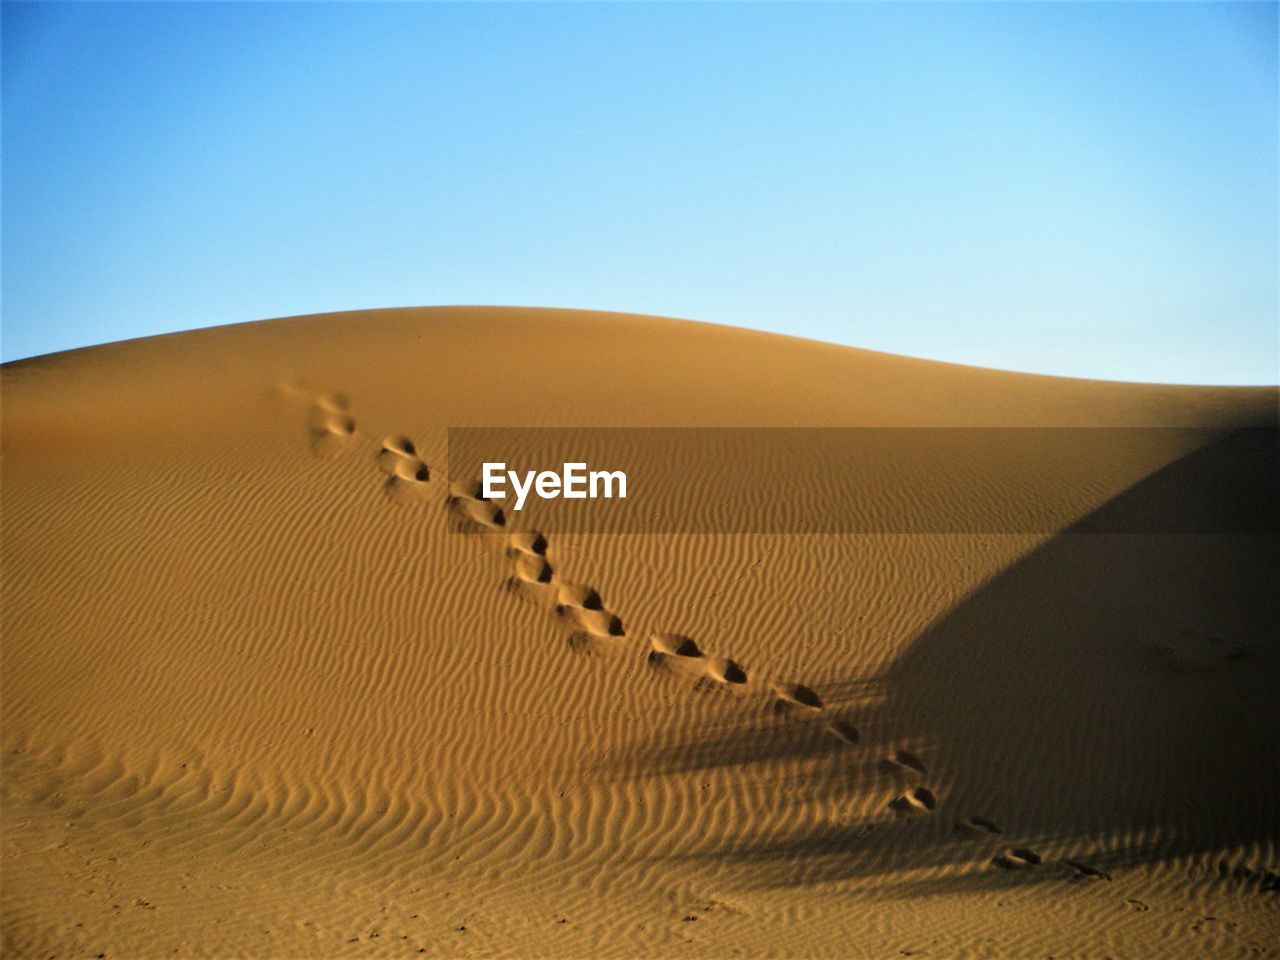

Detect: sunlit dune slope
[2,307,1276,959]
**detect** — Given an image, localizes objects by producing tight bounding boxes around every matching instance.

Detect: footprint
[448,480,506,529]
[450,478,490,501]
[556,583,604,611]
[991,848,1042,869]
[554,583,623,636]
[955,814,1001,835]
[879,751,928,776]
[824,719,860,745]
[705,657,748,686]
[313,410,357,437]
[649,634,702,658]
[377,437,430,483]
[384,457,431,483]
[508,531,549,557]
[455,497,506,528]
[314,392,349,412]
[306,397,358,457]
[511,552,554,585]
[888,787,937,814]
[772,682,823,711]
[565,627,630,657]
[567,607,624,638]
[279,383,359,458]
[382,435,417,457]
[1190,916,1236,934]
[1061,858,1111,881]
[646,634,709,680]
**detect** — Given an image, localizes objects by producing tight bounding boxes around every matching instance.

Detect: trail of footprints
[492,514,1069,876]
[286,387,1107,882]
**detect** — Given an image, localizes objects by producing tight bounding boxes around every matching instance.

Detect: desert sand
[2,307,1276,958]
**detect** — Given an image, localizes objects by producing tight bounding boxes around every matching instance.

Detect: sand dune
[2,307,1276,958]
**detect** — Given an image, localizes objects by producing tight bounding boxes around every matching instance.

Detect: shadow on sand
[611,427,1279,894]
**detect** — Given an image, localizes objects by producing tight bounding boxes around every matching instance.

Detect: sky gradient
[3,1,1276,384]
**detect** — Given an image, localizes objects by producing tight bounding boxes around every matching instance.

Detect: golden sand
[2,307,1276,957]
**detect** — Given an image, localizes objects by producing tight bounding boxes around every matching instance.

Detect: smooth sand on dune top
[2,307,1277,958]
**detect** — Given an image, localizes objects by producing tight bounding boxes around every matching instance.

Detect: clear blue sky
[3,1,1276,384]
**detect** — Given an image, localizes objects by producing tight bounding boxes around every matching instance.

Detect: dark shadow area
[610,428,1280,893]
